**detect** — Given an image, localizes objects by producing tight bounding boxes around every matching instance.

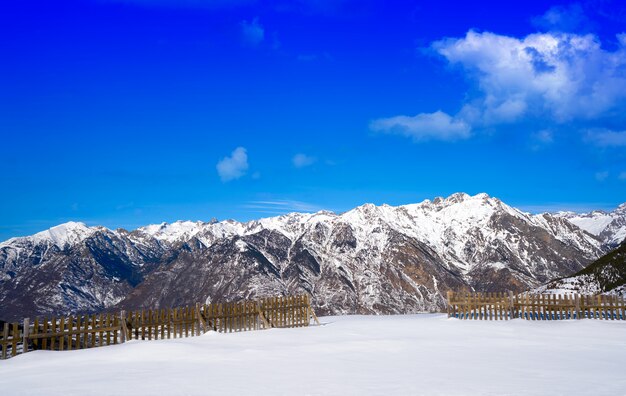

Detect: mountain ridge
[553,204,626,248]
[0,192,619,321]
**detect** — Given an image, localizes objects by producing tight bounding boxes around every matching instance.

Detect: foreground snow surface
[1,314,625,396]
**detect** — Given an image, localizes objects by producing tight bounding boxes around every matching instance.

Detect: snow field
[1,314,625,396]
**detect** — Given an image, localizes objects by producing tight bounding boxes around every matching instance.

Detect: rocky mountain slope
[536,240,626,296]
[554,204,626,248]
[0,222,166,320]
[0,193,610,321]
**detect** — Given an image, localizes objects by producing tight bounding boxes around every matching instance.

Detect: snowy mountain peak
[136,220,207,243]
[35,221,96,247]
[423,192,497,209]
[416,192,513,219]
[0,221,99,249]
[445,192,471,203]
[553,203,626,248]
[349,202,377,213]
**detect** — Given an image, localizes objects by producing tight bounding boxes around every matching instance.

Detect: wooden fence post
[575,294,581,319]
[307,295,321,325]
[256,302,271,329]
[508,291,515,319]
[119,311,128,343]
[195,303,207,333]
[446,291,452,318]
[22,318,29,354]
[2,323,8,359]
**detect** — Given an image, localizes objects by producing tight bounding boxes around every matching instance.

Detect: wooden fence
[1,294,319,360]
[447,291,626,321]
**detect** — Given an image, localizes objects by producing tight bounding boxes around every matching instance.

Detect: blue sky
[1,0,626,240]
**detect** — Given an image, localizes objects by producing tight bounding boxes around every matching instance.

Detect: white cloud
[216,147,249,182]
[240,18,264,46]
[292,153,316,168]
[595,171,609,181]
[373,29,626,144]
[370,111,471,142]
[585,129,626,147]
[431,30,626,125]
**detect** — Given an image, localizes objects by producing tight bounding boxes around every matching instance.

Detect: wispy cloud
[585,129,626,147]
[517,202,616,214]
[619,172,626,181]
[292,153,317,168]
[216,147,249,182]
[240,17,264,46]
[595,171,609,182]
[243,200,326,214]
[370,111,471,143]
[531,3,592,32]
[103,0,256,9]
[115,202,135,211]
[530,129,554,150]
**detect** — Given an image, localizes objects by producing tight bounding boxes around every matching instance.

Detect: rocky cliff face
[0,193,610,321]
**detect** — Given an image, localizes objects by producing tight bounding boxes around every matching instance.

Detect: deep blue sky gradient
[1,0,626,239]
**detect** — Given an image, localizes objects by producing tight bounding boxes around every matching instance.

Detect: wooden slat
[185,306,190,337]
[58,317,65,351]
[1,323,8,359]
[76,315,83,349]
[67,316,74,351]
[32,317,40,351]
[50,317,57,350]
[113,314,119,345]
[160,309,165,339]
[176,307,181,338]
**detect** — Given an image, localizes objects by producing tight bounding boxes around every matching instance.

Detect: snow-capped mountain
[0,193,611,321]
[554,204,626,248]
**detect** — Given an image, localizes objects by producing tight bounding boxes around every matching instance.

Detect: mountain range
[1,193,624,321]
[554,205,626,249]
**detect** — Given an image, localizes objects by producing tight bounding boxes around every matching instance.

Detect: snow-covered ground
[1,314,625,395]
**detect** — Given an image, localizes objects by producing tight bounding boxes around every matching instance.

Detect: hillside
[538,240,626,296]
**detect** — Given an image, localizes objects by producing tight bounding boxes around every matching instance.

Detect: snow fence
[447,291,626,320]
[0,294,319,360]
